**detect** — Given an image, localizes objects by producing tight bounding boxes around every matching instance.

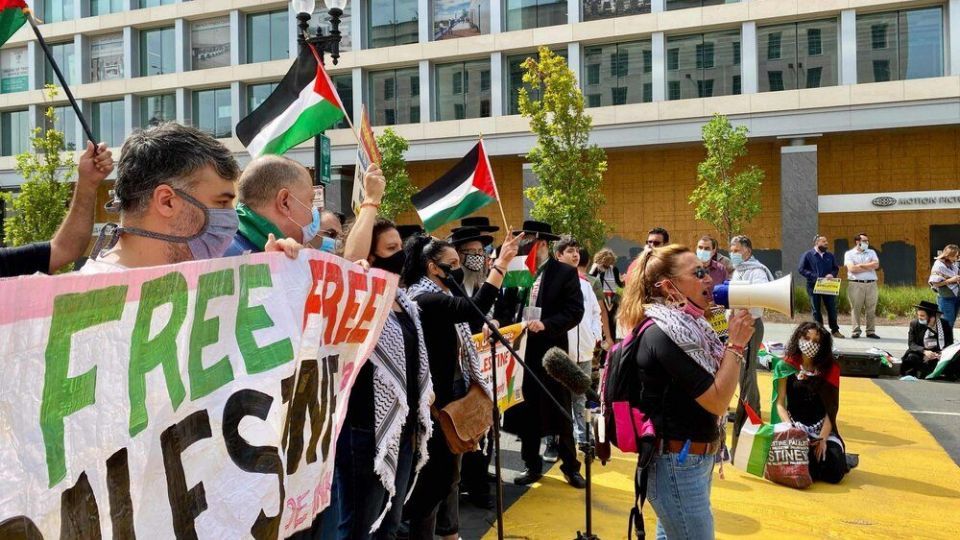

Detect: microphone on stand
[544,347,599,403]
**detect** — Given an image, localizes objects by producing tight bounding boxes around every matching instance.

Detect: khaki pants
[848,281,879,335]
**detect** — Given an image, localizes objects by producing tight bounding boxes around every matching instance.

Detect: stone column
[741,21,758,94]
[652,32,666,101]
[950,0,960,75]
[780,143,819,280]
[840,9,857,85]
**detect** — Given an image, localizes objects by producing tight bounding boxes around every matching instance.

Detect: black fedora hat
[452,216,500,234]
[511,220,560,242]
[397,224,426,241]
[447,226,493,248]
[914,300,943,315]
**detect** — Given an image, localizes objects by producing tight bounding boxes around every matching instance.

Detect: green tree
[519,46,608,251]
[689,113,764,244]
[375,128,417,221]
[2,86,77,247]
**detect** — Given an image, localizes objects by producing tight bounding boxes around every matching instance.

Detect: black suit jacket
[905,319,954,356]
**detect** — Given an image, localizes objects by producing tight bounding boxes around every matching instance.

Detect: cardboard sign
[471,323,526,412]
[0,251,397,538]
[813,277,842,296]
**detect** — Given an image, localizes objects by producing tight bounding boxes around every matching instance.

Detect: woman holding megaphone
[618,245,754,539]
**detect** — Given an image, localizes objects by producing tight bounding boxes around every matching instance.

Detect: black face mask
[447,267,465,285]
[816,245,827,253]
[371,249,406,276]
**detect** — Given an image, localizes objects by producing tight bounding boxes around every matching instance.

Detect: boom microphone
[544,347,600,403]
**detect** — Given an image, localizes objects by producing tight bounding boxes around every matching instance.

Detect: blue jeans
[937,296,959,328]
[647,452,715,540]
[333,421,417,539]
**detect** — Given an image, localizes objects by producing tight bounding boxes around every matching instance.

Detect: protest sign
[471,323,526,412]
[813,277,842,296]
[0,251,396,539]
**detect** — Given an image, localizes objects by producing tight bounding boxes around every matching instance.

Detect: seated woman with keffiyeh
[900,301,955,379]
[772,322,855,484]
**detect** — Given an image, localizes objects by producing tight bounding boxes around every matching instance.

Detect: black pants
[807,284,839,332]
[809,439,848,484]
[520,427,581,476]
[403,428,460,539]
[460,432,492,496]
[900,351,936,378]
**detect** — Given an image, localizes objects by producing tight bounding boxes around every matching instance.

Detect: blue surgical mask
[289,194,321,244]
[696,249,712,263]
[318,236,337,253]
[730,253,744,267]
[859,241,869,251]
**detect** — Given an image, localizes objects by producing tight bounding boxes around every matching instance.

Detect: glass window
[1,110,29,156]
[90,33,124,82]
[309,4,353,52]
[505,0,566,31]
[667,48,679,70]
[43,0,74,22]
[140,0,176,7]
[248,11,288,63]
[583,0,650,21]
[666,0,738,10]
[192,88,232,138]
[666,30,740,100]
[332,74,353,129]
[369,0,419,49]
[45,42,76,86]
[140,26,175,76]
[92,100,125,147]
[48,106,78,151]
[369,68,420,125]
[434,0,490,40]
[1,48,29,94]
[583,40,653,107]
[758,19,837,92]
[857,8,943,83]
[436,60,491,121]
[506,49,567,115]
[141,94,176,128]
[248,82,279,112]
[192,17,231,71]
[91,0,125,15]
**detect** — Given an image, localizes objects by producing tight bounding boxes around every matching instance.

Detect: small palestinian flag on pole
[412,139,498,232]
[237,45,346,157]
[0,0,27,47]
[501,239,543,289]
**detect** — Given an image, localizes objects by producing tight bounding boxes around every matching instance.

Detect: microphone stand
[577,407,599,540]
[440,273,575,540]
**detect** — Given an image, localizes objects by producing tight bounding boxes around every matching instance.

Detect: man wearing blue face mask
[226,155,335,257]
[82,123,299,273]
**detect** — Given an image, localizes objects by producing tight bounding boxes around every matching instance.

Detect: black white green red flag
[236,45,345,157]
[411,140,498,232]
[0,1,27,47]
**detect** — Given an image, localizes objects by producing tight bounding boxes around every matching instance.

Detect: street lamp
[292,0,350,190]
[293,0,349,66]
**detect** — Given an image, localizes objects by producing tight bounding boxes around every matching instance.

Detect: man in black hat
[500,220,586,488]
[452,216,501,234]
[901,301,955,379]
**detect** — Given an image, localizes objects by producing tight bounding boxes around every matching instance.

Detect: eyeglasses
[692,267,708,279]
[647,240,663,247]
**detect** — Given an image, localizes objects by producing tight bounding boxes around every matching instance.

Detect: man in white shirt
[555,237,602,445]
[728,235,773,458]
[844,232,881,339]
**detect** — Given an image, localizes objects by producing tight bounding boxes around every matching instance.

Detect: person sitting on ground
[901,301,955,379]
[772,322,852,484]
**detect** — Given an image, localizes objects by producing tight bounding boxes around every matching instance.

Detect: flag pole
[305,42,365,151]
[479,135,510,231]
[25,12,97,147]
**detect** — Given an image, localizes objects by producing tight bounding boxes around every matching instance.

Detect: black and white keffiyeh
[644,302,725,375]
[407,277,492,399]
[368,289,434,532]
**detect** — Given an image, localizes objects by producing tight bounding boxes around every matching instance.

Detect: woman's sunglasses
[692,267,708,279]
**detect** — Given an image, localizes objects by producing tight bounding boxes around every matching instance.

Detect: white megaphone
[713,274,794,317]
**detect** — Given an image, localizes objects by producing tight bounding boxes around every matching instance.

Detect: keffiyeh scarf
[407,277,492,399]
[644,302,725,375]
[368,289,434,532]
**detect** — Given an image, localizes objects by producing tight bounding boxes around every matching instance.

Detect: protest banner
[813,277,842,296]
[0,251,397,539]
[471,323,526,412]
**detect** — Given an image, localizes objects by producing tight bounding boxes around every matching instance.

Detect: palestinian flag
[0,1,28,47]
[237,45,345,157]
[412,140,498,232]
[501,239,542,289]
[731,402,774,477]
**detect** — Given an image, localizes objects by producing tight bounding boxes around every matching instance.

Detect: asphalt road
[874,378,960,466]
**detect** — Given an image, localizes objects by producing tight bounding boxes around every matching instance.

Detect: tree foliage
[519,46,608,251]
[375,128,417,221]
[689,113,764,244]
[2,86,77,247]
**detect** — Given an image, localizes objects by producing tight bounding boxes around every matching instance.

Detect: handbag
[433,383,493,454]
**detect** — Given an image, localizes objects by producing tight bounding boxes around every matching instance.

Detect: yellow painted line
[484,373,960,540]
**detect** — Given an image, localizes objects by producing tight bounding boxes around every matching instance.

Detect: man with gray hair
[728,234,773,458]
[226,154,331,256]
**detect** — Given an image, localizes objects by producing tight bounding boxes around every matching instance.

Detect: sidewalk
[764,322,910,358]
